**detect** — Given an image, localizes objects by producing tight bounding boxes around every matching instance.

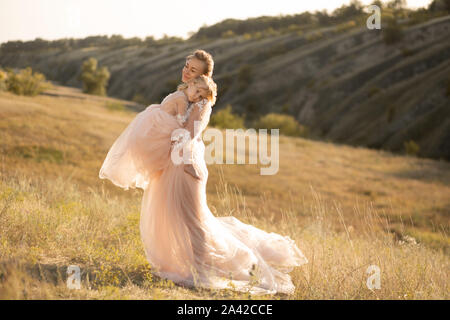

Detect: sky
[0,0,433,44]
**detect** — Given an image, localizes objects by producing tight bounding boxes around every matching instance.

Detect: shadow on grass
[0,259,284,300]
[388,159,450,187]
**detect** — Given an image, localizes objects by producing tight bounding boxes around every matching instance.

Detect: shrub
[368,86,382,98]
[210,104,245,129]
[287,24,300,32]
[252,31,263,39]
[254,113,308,137]
[242,33,252,40]
[3,67,52,96]
[132,93,149,105]
[335,20,357,33]
[305,31,324,42]
[221,30,235,38]
[80,57,110,96]
[263,27,277,37]
[105,101,125,112]
[404,140,420,156]
[0,69,7,91]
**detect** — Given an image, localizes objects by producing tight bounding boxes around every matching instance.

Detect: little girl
[160,75,217,180]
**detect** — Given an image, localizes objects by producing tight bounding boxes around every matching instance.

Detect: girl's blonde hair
[177,75,217,106]
[186,49,214,77]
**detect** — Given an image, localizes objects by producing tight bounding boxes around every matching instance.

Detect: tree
[387,0,406,10]
[428,0,450,11]
[80,58,110,96]
[332,0,364,22]
[210,104,245,129]
[255,113,308,137]
[3,67,51,96]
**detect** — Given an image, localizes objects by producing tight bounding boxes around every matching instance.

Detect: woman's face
[182,58,206,83]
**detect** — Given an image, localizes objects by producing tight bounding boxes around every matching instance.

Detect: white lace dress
[99,90,308,295]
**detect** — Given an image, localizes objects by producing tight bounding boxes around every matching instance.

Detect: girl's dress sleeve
[98,105,156,190]
[99,92,192,191]
[99,99,179,191]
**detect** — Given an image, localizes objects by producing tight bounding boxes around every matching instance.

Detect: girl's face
[185,81,208,103]
[182,58,206,83]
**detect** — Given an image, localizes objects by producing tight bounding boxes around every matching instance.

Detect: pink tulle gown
[99,90,308,295]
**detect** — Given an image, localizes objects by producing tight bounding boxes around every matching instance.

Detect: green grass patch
[105,102,126,112]
[8,145,65,164]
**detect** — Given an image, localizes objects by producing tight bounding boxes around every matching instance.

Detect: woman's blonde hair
[186,49,214,77]
[177,75,217,106]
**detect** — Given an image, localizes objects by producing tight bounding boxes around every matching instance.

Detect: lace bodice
[175,98,207,124]
[175,103,193,126]
[170,98,211,152]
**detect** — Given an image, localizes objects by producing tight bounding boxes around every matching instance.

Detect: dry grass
[0,87,448,299]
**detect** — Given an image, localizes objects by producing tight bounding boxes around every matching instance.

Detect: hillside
[1,11,450,162]
[0,85,449,299]
[1,14,450,162]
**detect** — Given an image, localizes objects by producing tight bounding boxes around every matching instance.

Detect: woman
[99,50,308,295]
